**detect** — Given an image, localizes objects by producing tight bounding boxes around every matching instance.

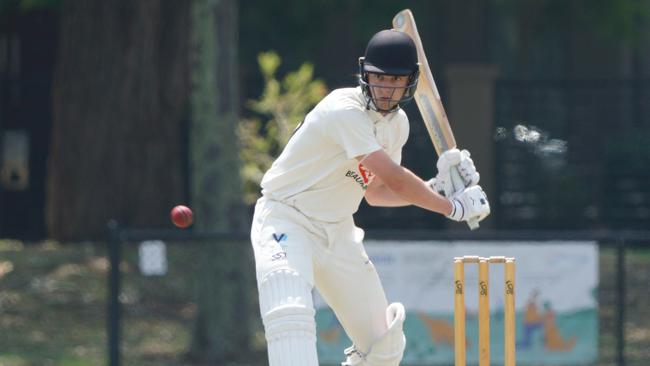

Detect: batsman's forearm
[365,184,411,207]
[386,167,453,216]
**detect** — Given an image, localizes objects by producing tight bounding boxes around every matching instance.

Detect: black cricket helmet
[359,29,419,112]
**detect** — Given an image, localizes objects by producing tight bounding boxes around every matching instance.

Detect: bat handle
[467,218,480,230]
[450,167,480,230]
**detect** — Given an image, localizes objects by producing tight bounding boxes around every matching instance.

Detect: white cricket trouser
[251,197,390,364]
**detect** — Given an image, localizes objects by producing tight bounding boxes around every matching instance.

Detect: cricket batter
[250,29,490,366]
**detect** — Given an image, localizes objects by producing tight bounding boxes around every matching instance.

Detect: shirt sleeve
[322,108,382,159]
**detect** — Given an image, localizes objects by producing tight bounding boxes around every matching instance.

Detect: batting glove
[447,185,491,223]
[434,149,480,198]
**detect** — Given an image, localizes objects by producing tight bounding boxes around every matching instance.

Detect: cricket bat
[392,9,480,229]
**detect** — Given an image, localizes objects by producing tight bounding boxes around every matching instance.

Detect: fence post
[616,237,626,366]
[107,220,122,366]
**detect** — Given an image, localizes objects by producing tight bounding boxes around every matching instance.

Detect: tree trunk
[188,0,250,362]
[47,0,190,240]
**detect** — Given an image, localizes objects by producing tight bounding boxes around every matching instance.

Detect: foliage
[492,0,650,44]
[18,0,59,11]
[606,133,650,173]
[0,0,60,14]
[238,51,327,204]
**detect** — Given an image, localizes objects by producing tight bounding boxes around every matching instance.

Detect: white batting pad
[259,268,318,366]
[342,302,406,366]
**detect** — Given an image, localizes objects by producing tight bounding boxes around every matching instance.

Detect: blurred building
[0,8,56,238]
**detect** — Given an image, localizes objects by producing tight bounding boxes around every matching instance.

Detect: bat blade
[393,9,480,230]
[392,9,456,156]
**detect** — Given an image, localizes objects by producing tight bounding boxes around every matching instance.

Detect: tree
[238,51,327,204]
[187,0,251,363]
[47,1,190,239]
[490,0,650,76]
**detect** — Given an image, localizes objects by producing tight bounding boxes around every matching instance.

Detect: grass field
[0,240,107,365]
[0,239,648,365]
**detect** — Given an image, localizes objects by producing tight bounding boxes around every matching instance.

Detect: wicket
[454,256,516,366]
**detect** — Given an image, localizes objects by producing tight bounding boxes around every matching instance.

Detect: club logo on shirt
[345,163,374,190]
[271,251,287,261]
[270,233,287,261]
[272,233,287,242]
[359,163,374,184]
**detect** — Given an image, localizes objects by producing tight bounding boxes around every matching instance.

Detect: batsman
[250,29,490,366]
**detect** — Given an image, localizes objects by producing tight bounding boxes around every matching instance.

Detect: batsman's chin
[375,100,397,112]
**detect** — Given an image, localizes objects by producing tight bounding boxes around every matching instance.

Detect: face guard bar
[358,57,419,113]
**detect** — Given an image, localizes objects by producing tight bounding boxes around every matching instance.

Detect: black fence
[355,79,650,233]
[494,79,650,230]
[107,223,650,366]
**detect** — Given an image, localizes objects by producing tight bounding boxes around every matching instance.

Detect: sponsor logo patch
[272,233,287,243]
[270,233,287,261]
[359,163,374,184]
[271,251,287,261]
[346,163,375,190]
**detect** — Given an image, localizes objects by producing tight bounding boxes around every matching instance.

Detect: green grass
[0,239,265,366]
[0,241,107,365]
[0,240,648,365]
[598,246,650,366]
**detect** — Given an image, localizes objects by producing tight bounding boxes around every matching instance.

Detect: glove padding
[432,149,480,197]
[426,176,446,196]
[447,185,491,223]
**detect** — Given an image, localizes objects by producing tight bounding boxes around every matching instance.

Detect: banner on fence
[315,241,598,365]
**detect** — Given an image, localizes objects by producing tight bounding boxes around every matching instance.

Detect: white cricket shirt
[261,87,410,222]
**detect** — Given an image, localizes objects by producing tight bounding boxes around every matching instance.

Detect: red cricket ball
[170,205,193,228]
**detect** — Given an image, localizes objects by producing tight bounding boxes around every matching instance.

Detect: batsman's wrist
[446,199,463,221]
[445,198,455,218]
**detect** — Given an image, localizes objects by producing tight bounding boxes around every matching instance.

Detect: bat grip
[450,167,480,230]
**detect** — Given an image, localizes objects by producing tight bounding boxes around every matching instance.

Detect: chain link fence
[107,225,260,366]
[495,79,650,230]
[107,226,650,366]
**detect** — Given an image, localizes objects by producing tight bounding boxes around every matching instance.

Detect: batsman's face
[367,73,409,112]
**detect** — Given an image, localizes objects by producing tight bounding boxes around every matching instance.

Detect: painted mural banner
[315,241,599,365]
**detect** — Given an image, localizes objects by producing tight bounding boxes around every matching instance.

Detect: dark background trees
[46,1,191,239]
[2,0,648,240]
[0,1,648,361]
